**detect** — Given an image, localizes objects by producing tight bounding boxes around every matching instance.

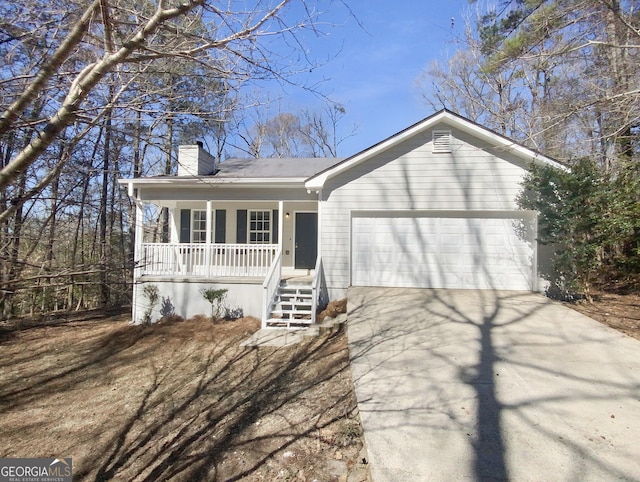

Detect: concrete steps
[242,312,348,347]
[302,313,347,338]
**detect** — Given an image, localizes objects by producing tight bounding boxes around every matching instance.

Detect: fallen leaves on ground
[0,314,368,481]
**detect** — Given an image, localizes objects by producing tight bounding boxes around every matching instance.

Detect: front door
[294,212,318,269]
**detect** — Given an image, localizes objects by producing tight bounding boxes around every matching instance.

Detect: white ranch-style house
[119,110,565,327]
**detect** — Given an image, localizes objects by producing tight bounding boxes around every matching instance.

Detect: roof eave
[118,177,308,189]
[450,117,567,171]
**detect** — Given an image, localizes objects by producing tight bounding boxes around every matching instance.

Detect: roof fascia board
[117,177,307,189]
[450,117,567,171]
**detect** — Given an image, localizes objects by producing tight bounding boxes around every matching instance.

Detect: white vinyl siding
[319,125,534,296]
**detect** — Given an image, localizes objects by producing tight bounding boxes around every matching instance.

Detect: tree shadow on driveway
[347,287,640,481]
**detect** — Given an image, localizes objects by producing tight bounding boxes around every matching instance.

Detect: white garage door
[352,213,535,290]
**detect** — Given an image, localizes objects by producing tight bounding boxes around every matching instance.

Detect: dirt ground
[0,311,369,481]
[567,290,640,342]
[1,292,637,481]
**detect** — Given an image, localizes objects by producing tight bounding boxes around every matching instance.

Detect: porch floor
[139,275,264,284]
[280,267,314,283]
[280,274,313,284]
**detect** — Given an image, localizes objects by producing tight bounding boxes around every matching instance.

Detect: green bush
[518,158,640,301]
[200,287,228,321]
[141,284,160,325]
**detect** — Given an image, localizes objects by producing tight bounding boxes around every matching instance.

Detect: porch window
[249,210,270,244]
[192,210,211,243]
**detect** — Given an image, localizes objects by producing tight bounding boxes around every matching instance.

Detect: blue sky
[265,0,473,156]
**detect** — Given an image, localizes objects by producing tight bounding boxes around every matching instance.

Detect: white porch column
[168,209,178,243]
[205,200,213,244]
[316,189,323,260]
[134,200,144,276]
[132,194,144,324]
[278,200,284,251]
[205,200,213,277]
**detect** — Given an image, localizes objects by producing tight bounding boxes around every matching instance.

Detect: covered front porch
[130,196,325,327]
[139,199,318,278]
[119,149,339,327]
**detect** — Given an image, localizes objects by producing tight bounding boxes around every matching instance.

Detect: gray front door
[294,212,317,269]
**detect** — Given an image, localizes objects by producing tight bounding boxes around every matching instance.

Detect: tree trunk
[161,117,174,243]
[99,86,113,307]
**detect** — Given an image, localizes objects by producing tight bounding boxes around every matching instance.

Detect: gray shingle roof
[215,157,341,178]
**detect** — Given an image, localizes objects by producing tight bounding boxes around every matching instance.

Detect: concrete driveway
[347,287,640,481]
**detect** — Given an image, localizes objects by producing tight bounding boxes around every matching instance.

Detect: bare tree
[419,0,640,292]
[419,0,640,163]
[0,0,338,317]
[0,0,325,194]
[234,102,353,158]
[300,103,352,156]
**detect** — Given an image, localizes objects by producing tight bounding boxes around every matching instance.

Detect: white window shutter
[432,130,452,153]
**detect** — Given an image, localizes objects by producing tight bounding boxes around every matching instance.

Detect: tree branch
[0,0,100,138]
[0,0,296,194]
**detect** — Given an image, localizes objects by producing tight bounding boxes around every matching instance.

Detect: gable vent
[432,130,452,153]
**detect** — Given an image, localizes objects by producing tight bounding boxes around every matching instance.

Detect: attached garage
[305,110,566,300]
[351,211,537,291]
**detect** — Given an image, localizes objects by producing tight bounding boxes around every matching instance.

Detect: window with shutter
[191,210,209,243]
[248,210,271,244]
[432,130,452,153]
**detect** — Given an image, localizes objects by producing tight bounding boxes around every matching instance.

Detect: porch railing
[140,243,278,278]
[261,248,283,325]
